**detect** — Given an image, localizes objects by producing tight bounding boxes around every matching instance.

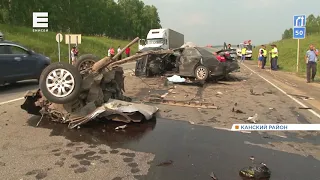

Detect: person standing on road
[107,47,111,57]
[258,45,264,68]
[110,47,115,57]
[71,46,78,65]
[270,44,278,70]
[261,45,268,69]
[241,46,246,63]
[125,47,130,57]
[305,44,318,83]
[117,46,122,60]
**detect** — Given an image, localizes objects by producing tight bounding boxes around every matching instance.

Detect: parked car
[0,40,51,85]
[135,46,239,80]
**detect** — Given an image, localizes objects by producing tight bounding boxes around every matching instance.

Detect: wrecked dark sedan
[135,46,239,80]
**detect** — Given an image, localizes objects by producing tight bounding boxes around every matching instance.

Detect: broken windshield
[147,38,164,45]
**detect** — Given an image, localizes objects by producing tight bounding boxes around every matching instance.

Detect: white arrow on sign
[56,33,63,43]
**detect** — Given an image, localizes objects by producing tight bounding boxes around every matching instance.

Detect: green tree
[0,0,162,40]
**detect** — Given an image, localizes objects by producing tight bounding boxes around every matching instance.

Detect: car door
[9,45,38,79]
[178,48,201,76]
[0,45,18,83]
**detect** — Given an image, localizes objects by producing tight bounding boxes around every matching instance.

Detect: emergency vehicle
[236,40,253,59]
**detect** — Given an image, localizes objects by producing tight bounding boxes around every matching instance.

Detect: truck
[138,28,184,51]
[236,40,253,60]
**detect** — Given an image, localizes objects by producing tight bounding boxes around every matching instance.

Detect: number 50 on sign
[293,27,306,39]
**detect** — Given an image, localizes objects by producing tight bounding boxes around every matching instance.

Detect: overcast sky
[142,0,320,46]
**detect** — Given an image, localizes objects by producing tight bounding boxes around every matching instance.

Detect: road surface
[0,61,319,180]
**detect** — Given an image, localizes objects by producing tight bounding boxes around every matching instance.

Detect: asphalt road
[0,61,319,180]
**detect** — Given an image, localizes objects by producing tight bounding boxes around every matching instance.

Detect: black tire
[195,65,209,80]
[74,54,99,71]
[39,62,82,104]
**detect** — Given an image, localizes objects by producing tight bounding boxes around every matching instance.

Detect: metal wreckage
[21,37,175,129]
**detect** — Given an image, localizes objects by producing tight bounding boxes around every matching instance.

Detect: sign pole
[55,33,63,62]
[68,35,71,64]
[58,39,61,62]
[293,14,306,73]
[296,39,299,72]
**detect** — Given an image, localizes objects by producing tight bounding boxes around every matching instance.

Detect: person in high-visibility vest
[269,44,278,70]
[241,46,246,63]
[261,45,267,69]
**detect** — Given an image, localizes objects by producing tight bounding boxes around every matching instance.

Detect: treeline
[0,0,161,39]
[282,14,320,39]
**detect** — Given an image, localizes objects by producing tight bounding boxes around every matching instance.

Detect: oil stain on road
[27,116,320,180]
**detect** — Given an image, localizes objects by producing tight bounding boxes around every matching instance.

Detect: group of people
[257,44,318,83]
[108,46,131,59]
[257,44,278,70]
[70,45,132,65]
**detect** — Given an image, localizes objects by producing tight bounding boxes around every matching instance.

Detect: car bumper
[237,54,252,57]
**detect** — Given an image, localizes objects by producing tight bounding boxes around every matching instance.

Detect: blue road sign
[293,27,306,39]
[293,15,306,27]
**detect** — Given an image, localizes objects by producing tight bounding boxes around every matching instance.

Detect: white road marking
[0,97,24,106]
[241,63,320,119]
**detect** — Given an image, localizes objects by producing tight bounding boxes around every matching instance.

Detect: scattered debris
[250,89,273,96]
[249,156,254,161]
[299,107,312,110]
[216,91,223,95]
[0,111,7,115]
[288,93,314,100]
[239,163,271,179]
[167,75,186,83]
[247,113,258,123]
[232,107,245,113]
[210,172,218,179]
[21,37,159,128]
[269,108,274,110]
[189,121,195,125]
[156,160,173,166]
[234,102,237,106]
[262,90,273,95]
[303,97,314,100]
[145,98,218,109]
[115,125,127,130]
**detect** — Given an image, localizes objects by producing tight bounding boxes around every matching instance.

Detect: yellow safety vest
[263,49,267,56]
[241,48,246,55]
[271,48,278,58]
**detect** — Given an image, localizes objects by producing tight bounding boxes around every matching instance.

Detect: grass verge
[0,24,138,62]
[252,34,320,77]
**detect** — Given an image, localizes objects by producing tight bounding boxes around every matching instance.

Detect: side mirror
[27,50,33,55]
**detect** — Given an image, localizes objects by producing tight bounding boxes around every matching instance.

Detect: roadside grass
[252,34,320,77]
[0,24,138,62]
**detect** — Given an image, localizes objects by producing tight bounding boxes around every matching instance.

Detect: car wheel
[195,65,209,80]
[39,62,82,104]
[75,54,99,72]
